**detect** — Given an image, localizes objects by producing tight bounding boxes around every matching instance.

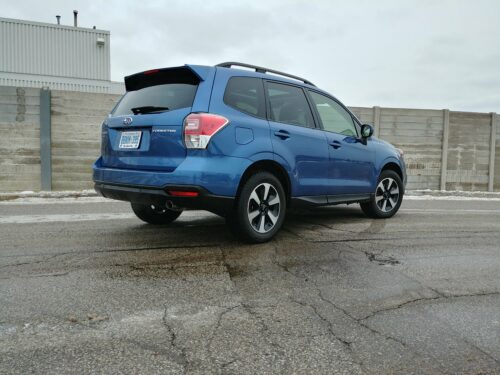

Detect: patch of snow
[405,195,500,201]
[0,213,136,224]
[0,196,111,204]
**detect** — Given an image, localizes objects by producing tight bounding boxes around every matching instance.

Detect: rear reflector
[183,113,229,149]
[168,190,199,197]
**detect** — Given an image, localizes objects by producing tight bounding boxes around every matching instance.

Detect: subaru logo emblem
[123,117,133,126]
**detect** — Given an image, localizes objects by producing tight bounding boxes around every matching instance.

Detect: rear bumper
[92,154,251,215]
[93,155,252,197]
[94,182,234,216]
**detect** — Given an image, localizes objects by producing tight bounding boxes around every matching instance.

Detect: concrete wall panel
[50,90,120,190]
[0,86,41,191]
[447,112,491,191]
[494,114,500,191]
[377,108,444,190]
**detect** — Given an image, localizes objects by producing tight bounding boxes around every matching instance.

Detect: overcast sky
[2,0,500,112]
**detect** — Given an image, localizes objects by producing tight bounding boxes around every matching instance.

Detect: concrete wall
[51,90,120,190]
[446,112,491,191]
[496,114,500,191]
[0,86,41,191]
[0,85,498,192]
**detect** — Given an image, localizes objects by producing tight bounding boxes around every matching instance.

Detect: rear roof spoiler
[124,65,209,92]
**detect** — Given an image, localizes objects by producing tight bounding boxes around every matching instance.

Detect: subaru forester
[93,62,406,243]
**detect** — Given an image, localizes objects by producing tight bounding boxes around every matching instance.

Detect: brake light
[143,69,160,75]
[183,113,229,149]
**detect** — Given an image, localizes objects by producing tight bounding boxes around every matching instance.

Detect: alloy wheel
[375,177,400,213]
[247,182,281,233]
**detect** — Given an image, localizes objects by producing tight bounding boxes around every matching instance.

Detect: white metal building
[0,17,124,94]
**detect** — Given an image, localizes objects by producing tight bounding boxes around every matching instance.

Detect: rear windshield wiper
[131,106,169,115]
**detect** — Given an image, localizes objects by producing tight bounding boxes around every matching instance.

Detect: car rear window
[223,77,265,118]
[112,83,198,116]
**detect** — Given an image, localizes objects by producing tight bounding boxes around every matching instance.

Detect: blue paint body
[93,64,406,202]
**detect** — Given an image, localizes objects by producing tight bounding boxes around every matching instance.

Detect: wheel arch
[236,160,291,205]
[380,161,405,193]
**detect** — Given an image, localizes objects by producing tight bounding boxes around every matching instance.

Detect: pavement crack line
[290,297,354,350]
[359,291,500,322]
[0,253,65,270]
[162,308,189,374]
[212,247,287,368]
[310,233,498,244]
[297,218,360,234]
[240,302,286,354]
[364,251,400,265]
[270,244,364,368]
[316,289,410,349]
[206,304,242,368]
[118,337,189,365]
[271,242,303,280]
[0,271,70,280]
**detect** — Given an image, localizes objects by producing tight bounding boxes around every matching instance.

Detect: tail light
[183,113,229,149]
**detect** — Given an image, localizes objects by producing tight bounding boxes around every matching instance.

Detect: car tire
[360,170,404,219]
[227,172,286,243]
[131,203,182,225]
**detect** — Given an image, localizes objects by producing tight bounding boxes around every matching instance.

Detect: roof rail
[216,62,316,87]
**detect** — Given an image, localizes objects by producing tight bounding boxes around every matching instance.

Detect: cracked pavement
[0,198,499,374]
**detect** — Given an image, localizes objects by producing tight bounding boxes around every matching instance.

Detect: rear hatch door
[102,67,201,172]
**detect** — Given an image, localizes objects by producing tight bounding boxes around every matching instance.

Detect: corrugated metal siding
[0,17,110,81]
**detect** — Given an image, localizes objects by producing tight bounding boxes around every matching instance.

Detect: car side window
[266,82,315,128]
[223,77,265,118]
[309,91,358,137]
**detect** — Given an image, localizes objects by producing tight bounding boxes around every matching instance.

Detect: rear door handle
[274,130,290,139]
[329,140,342,149]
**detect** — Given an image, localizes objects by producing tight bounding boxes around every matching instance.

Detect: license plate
[119,131,142,149]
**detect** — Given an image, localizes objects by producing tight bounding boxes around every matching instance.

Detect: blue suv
[93,62,406,243]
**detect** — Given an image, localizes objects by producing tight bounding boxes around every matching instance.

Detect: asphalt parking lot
[0,196,499,374]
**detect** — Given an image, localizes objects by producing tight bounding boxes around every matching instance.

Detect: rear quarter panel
[205,69,273,161]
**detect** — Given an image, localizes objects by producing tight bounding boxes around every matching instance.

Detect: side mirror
[361,124,374,138]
